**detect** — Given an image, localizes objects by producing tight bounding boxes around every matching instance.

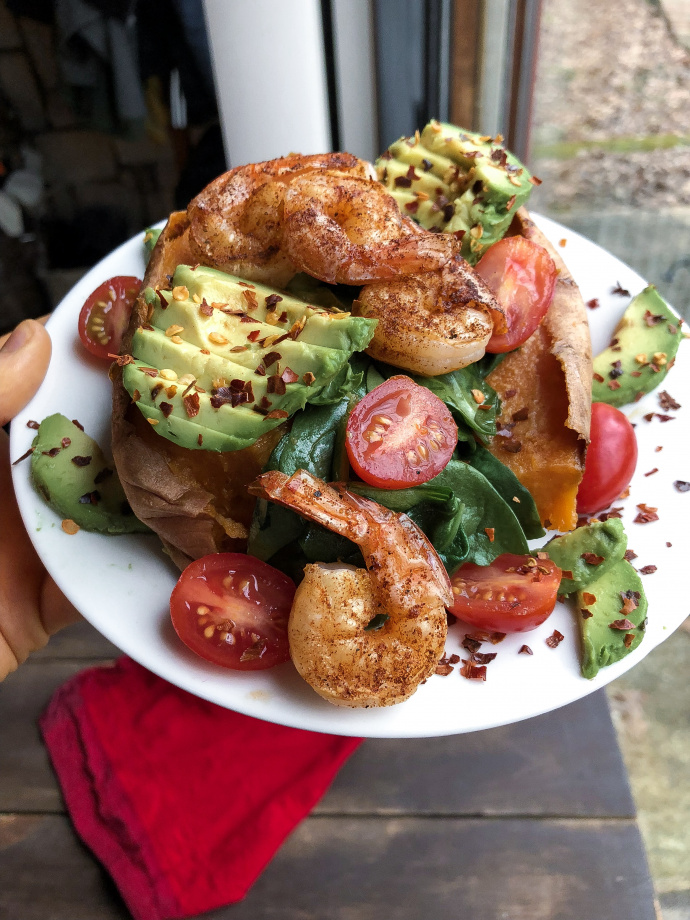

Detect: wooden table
[0,621,659,920]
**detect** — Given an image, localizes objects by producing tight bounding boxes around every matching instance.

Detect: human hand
[0,319,81,680]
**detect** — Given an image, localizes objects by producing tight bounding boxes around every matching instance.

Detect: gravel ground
[530,0,690,210]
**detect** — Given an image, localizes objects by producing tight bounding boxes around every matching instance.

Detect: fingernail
[1,320,34,355]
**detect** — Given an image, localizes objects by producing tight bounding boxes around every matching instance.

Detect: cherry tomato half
[577,402,638,514]
[475,237,557,353]
[345,376,458,489]
[78,275,141,359]
[449,552,562,633]
[170,553,295,670]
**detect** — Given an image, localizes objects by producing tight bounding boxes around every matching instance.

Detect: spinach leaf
[248,357,370,563]
[348,458,528,574]
[373,361,499,444]
[462,445,544,540]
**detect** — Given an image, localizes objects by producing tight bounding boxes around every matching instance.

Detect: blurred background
[0,1,687,915]
[1,0,689,336]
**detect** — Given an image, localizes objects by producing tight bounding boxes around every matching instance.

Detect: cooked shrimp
[282,171,461,284]
[249,469,451,707]
[187,153,372,287]
[354,257,505,375]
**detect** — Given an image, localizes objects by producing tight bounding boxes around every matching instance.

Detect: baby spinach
[462,445,544,540]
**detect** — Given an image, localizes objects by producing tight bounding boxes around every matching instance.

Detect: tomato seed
[222,576,233,590]
[417,443,429,460]
[372,414,392,427]
[407,449,418,465]
[197,605,210,615]
[203,625,215,638]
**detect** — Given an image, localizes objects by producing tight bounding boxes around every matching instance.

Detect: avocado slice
[544,518,628,595]
[121,265,377,451]
[591,285,684,407]
[576,559,647,679]
[378,121,534,264]
[31,414,149,533]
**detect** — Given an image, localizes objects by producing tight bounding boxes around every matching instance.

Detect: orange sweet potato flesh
[486,209,592,532]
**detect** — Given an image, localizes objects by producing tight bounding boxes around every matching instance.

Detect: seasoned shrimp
[249,470,451,708]
[187,153,372,287]
[354,257,505,375]
[282,171,461,285]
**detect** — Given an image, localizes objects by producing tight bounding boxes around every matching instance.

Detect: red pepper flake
[607,380,621,391]
[582,592,597,606]
[267,375,287,396]
[394,175,413,188]
[12,447,34,465]
[265,294,283,309]
[240,315,261,324]
[559,238,567,247]
[470,651,498,665]
[255,364,266,377]
[586,298,600,309]
[581,552,605,565]
[504,388,517,399]
[644,468,658,477]
[561,570,574,580]
[484,527,495,542]
[265,409,289,420]
[529,175,543,186]
[609,618,635,631]
[620,595,638,616]
[460,660,487,681]
[60,437,71,449]
[466,630,506,645]
[281,367,299,384]
[518,644,533,654]
[629,370,642,378]
[72,419,84,431]
[623,634,635,648]
[624,549,638,561]
[156,289,169,309]
[159,402,173,418]
[644,309,665,327]
[461,635,482,654]
[546,630,564,648]
[502,440,522,453]
[26,419,40,430]
[593,372,605,384]
[666,542,672,548]
[150,383,163,401]
[612,282,630,296]
[639,565,657,575]
[658,390,680,411]
[198,298,213,317]
[656,414,675,422]
[108,353,135,366]
[242,289,259,310]
[71,455,92,467]
[580,609,593,619]
[303,371,316,386]
[435,659,454,676]
[511,407,529,422]
[183,393,200,418]
[264,351,281,367]
[634,503,659,524]
[674,480,690,492]
[405,200,420,214]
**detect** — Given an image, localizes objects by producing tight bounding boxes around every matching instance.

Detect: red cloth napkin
[40,656,362,920]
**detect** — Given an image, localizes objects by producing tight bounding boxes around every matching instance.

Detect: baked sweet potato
[486,208,592,532]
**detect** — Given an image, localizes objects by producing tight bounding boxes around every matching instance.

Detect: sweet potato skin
[110,213,285,569]
[486,209,592,532]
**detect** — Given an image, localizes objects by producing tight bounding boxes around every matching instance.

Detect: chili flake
[586,298,600,309]
[518,645,533,654]
[581,552,605,565]
[639,565,657,575]
[459,660,487,681]
[546,630,564,648]
[609,618,635,631]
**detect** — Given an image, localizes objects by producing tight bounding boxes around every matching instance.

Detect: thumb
[0,320,52,427]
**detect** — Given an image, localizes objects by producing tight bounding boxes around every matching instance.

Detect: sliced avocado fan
[121,265,377,451]
[378,121,535,264]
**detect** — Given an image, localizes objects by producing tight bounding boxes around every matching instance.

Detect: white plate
[10,215,690,738]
